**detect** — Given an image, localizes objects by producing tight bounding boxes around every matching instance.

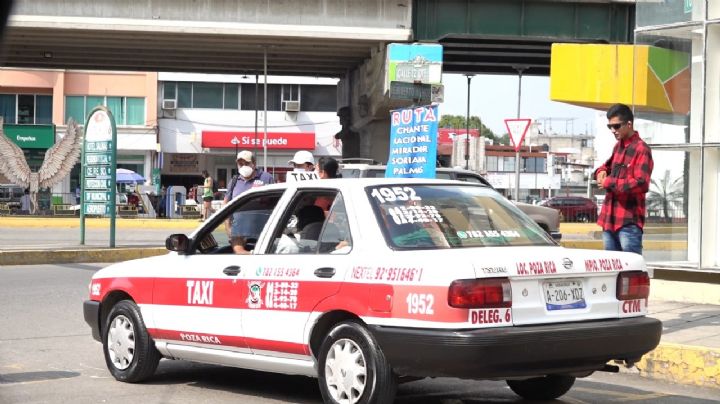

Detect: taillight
[616,271,650,300]
[448,278,512,308]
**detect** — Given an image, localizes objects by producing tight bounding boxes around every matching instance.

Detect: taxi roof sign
[504,119,532,152]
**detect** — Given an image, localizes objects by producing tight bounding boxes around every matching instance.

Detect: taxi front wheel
[102,300,160,383]
[506,374,576,400]
[317,321,397,404]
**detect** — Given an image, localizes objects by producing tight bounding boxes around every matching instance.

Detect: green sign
[85,153,113,164]
[84,203,108,215]
[84,191,111,203]
[85,178,111,189]
[152,168,161,194]
[81,106,118,247]
[684,0,692,13]
[3,124,55,148]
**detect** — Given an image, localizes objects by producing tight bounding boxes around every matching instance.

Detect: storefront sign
[168,153,199,174]
[3,124,55,149]
[385,105,439,179]
[201,131,315,149]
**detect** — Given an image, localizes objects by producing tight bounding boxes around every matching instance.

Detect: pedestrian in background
[594,103,654,254]
[317,156,341,179]
[201,170,214,221]
[224,150,274,254]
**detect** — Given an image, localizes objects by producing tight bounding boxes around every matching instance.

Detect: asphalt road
[1,263,717,404]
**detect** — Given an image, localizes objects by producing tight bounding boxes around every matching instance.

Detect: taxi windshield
[366,184,555,250]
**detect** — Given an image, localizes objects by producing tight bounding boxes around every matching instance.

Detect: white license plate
[543,280,586,310]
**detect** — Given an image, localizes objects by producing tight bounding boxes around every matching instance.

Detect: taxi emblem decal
[246,281,265,309]
[562,258,573,270]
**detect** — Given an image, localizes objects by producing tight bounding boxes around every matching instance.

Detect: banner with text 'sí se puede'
[385,105,438,178]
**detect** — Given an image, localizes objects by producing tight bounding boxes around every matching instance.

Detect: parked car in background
[540,196,598,223]
[339,164,562,240]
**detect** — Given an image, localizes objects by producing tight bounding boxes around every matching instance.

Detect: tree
[439,114,497,143]
[647,170,684,223]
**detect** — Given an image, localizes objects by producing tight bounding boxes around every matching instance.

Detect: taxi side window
[196,191,282,254]
[268,190,351,255]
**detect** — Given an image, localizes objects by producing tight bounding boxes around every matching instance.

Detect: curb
[637,343,720,389]
[0,247,167,266]
[560,240,687,251]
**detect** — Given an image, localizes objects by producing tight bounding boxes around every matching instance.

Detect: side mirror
[166,234,189,253]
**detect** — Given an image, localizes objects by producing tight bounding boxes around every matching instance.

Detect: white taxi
[84,178,661,403]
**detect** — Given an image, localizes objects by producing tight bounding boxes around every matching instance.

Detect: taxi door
[241,189,354,359]
[148,190,285,356]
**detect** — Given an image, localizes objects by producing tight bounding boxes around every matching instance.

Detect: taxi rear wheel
[102,299,160,383]
[317,321,396,404]
[506,374,575,400]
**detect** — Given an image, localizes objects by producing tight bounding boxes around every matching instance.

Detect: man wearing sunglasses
[594,103,654,254]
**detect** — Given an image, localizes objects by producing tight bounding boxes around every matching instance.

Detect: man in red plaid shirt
[594,104,654,254]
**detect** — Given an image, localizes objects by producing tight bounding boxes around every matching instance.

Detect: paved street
[1,263,718,404]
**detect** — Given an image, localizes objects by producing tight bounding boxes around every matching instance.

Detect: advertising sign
[387,43,443,85]
[385,105,439,179]
[81,106,117,246]
[202,131,315,149]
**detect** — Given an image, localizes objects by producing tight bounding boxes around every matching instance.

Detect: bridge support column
[337,45,415,164]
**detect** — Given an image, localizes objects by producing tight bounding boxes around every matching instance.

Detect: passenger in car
[275,205,326,254]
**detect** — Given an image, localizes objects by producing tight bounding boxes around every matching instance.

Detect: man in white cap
[224,150,275,255]
[288,150,315,172]
[286,150,319,182]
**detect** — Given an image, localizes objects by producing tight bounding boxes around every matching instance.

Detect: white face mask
[239,165,254,178]
[293,167,307,172]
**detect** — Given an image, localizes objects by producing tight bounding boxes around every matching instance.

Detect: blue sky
[438,73,599,136]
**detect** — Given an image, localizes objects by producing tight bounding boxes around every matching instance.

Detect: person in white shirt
[19,189,30,214]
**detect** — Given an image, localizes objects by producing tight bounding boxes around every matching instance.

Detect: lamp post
[465,74,474,170]
[513,66,527,201]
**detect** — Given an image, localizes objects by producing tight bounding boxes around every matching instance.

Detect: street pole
[514,66,527,201]
[263,46,268,171]
[254,73,259,159]
[465,75,473,170]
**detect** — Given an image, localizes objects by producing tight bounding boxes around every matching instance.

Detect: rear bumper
[370,316,661,379]
[83,300,102,342]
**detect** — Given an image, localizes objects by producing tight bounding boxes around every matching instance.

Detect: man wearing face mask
[224,150,275,254]
[224,150,275,204]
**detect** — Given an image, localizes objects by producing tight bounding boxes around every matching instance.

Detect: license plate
[543,280,586,310]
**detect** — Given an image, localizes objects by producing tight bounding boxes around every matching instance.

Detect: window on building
[502,156,515,172]
[486,155,498,171]
[64,96,146,126]
[300,85,337,112]
[177,82,192,108]
[0,94,53,125]
[224,84,239,109]
[282,84,299,102]
[193,82,223,108]
[240,83,281,111]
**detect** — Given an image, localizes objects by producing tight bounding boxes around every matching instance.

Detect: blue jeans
[602,224,643,255]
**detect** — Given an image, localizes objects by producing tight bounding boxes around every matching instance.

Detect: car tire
[506,374,576,400]
[102,299,160,383]
[317,321,397,404]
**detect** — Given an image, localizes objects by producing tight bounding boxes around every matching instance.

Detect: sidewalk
[0,217,718,389]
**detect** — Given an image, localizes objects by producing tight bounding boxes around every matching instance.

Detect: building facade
[633,0,719,270]
[157,73,341,190]
[0,68,157,204]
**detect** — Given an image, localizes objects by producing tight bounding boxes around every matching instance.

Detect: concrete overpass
[0,0,634,162]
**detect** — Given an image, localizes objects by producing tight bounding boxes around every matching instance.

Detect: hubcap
[324,338,367,404]
[107,314,136,370]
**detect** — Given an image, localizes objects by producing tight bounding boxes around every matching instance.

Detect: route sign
[504,118,532,152]
[81,106,118,246]
[390,81,444,104]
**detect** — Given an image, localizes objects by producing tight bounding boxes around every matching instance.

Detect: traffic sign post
[80,106,118,247]
[505,118,532,201]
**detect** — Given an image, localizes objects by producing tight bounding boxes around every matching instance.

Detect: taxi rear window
[366,184,555,249]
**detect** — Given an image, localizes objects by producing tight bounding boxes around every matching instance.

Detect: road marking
[574,387,669,401]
